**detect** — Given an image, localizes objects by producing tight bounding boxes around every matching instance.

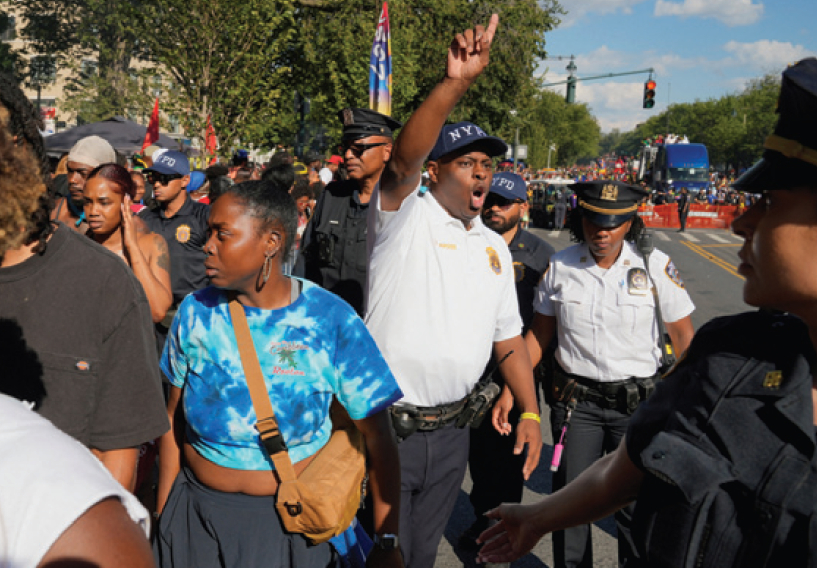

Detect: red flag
[205,115,218,165]
[141,97,160,153]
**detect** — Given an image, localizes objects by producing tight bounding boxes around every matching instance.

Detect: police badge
[486,247,502,275]
[627,268,649,296]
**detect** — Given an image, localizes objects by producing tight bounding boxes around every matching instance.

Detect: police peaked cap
[338,108,403,141]
[575,180,648,228]
[734,57,817,192]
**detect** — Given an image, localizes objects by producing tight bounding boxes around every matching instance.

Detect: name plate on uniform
[627,268,649,296]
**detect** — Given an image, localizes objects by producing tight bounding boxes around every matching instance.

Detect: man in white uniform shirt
[365,14,542,568]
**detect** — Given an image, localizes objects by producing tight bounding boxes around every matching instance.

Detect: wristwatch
[374,533,400,551]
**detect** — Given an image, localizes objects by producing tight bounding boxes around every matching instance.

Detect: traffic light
[643,80,656,109]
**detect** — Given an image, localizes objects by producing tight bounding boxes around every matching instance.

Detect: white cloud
[558,0,649,27]
[654,0,764,26]
[722,39,817,70]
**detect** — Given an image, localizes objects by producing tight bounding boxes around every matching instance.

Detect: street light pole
[547,144,556,168]
[509,109,518,170]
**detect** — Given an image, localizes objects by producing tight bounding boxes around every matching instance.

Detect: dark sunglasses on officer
[147,172,184,186]
[340,141,389,157]
[484,193,525,210]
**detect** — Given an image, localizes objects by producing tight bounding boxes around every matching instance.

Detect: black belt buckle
[390,406,419,440]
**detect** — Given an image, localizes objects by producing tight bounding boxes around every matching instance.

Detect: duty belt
[389,398,468,440]
[553,365,659,414]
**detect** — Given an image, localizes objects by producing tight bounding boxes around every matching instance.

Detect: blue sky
[537,0,817,133]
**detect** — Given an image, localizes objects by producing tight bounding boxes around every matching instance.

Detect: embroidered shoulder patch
[513,261,525,282]
[665,260,685,288]
[487,247,502,275]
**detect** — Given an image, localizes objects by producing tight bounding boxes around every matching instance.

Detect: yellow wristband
[519,412,541,424]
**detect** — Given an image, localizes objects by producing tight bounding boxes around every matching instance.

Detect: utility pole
[565,60,577,104]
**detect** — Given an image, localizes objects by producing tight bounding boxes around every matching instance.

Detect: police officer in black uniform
[460,172,555,549]
[294,108,401,315]
[139,150,209,345]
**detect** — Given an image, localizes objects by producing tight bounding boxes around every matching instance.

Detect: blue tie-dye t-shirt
[161,279,402,470]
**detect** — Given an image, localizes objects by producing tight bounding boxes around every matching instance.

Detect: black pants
[468,406,525,518]
[679,210,688,230]
[550,400,637,568]
[398,422,470,568]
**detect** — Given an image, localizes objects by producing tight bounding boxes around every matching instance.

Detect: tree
[0,12,24,80]
[137,0,299,157]
[291,0,564,152]
[8,0,148,120]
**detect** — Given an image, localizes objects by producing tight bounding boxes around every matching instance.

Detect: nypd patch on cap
[489,172,528,201]
[575,180,648,228]
[428,122,508,161]
[338,108,402,141]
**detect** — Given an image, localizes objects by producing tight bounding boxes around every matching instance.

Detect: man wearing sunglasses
[139,150,210,344]
[460,172,555,552]
[294,107,402,315]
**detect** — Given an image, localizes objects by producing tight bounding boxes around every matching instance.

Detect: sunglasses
[341,142,389,157]
[484,194,524,210]
[147,172,184,185]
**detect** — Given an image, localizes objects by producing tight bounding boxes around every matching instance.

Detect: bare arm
[39,497,154,568]
[378,14,499,212]
[477,439,645,564]
[156,385,184,515]
[666,315,694,359]
[494,335,542,480]
[91,448,139,492]
[122,197,173,323]
[353,410,404,568]
[524,313,557,369]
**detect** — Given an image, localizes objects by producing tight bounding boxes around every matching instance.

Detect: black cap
[338,108,402,141]
[734,57,817,192]
[575,181,648,228]
[428,122,508,161]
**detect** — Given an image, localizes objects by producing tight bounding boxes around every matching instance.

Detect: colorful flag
[369,2,392,116]
[141,97,160,153]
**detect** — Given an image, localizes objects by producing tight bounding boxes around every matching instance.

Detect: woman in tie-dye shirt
[153,179,403,568]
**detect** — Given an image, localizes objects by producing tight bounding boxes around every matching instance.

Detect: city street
[434,226,748,568]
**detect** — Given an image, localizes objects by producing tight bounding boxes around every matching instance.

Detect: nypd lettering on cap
[429,121,508,161]
[488,172,528,201]
[448,124,486,143]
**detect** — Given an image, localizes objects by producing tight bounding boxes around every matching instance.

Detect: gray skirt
[153,466,341,568]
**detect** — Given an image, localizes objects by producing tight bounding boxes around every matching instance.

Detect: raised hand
[446,13,499,85]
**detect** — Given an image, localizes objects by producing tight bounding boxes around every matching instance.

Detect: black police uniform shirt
[294,179,369,315]
[139,195,210,305]
[626,310,817,567]
[508,228,555,332]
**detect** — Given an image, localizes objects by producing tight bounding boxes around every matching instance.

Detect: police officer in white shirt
[364,14,542,568]
[523,180,696,568]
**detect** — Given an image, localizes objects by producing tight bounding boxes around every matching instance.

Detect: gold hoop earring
[262,250,275,283]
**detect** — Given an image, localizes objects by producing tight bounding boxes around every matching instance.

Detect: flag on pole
[205,115,218,164]
[369,2,392,116]
[141,97,160,153]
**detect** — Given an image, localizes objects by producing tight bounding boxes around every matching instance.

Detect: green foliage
[0,12,24,80]
[604,73,781,169]
[294,0,563,150]
[137,0,299,156]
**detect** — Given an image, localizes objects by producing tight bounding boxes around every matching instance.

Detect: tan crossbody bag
[228,294,367,545]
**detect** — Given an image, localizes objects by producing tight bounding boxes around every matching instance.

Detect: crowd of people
[2,12,817,568]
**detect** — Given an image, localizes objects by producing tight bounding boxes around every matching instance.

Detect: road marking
[655,232,671,241]
[548,230,560,237]
[700,244,741,248]
[730,233,744,241]
[682,240,744,280]
[707,233,729,243]
[680,233,699,242]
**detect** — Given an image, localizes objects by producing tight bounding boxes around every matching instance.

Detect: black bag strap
[636,231,677,373]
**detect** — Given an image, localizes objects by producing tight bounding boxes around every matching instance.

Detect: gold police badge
[486,247,502,275]
[175,224,192,244]
[601,184,619,201]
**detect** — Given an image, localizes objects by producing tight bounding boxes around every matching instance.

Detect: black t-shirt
[139,196,210,305]
[0,224,169,450]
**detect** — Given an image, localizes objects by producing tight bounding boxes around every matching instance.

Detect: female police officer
[520,180,695,568]
[477,57,817,568]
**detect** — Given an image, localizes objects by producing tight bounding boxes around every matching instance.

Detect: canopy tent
[44,116,186,155]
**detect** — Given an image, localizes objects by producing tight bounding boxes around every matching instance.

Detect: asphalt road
[434,226,749,568]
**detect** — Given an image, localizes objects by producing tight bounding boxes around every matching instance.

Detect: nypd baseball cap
[146,150,190,176]
[489,172,527,201]
[428,122,508,161]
